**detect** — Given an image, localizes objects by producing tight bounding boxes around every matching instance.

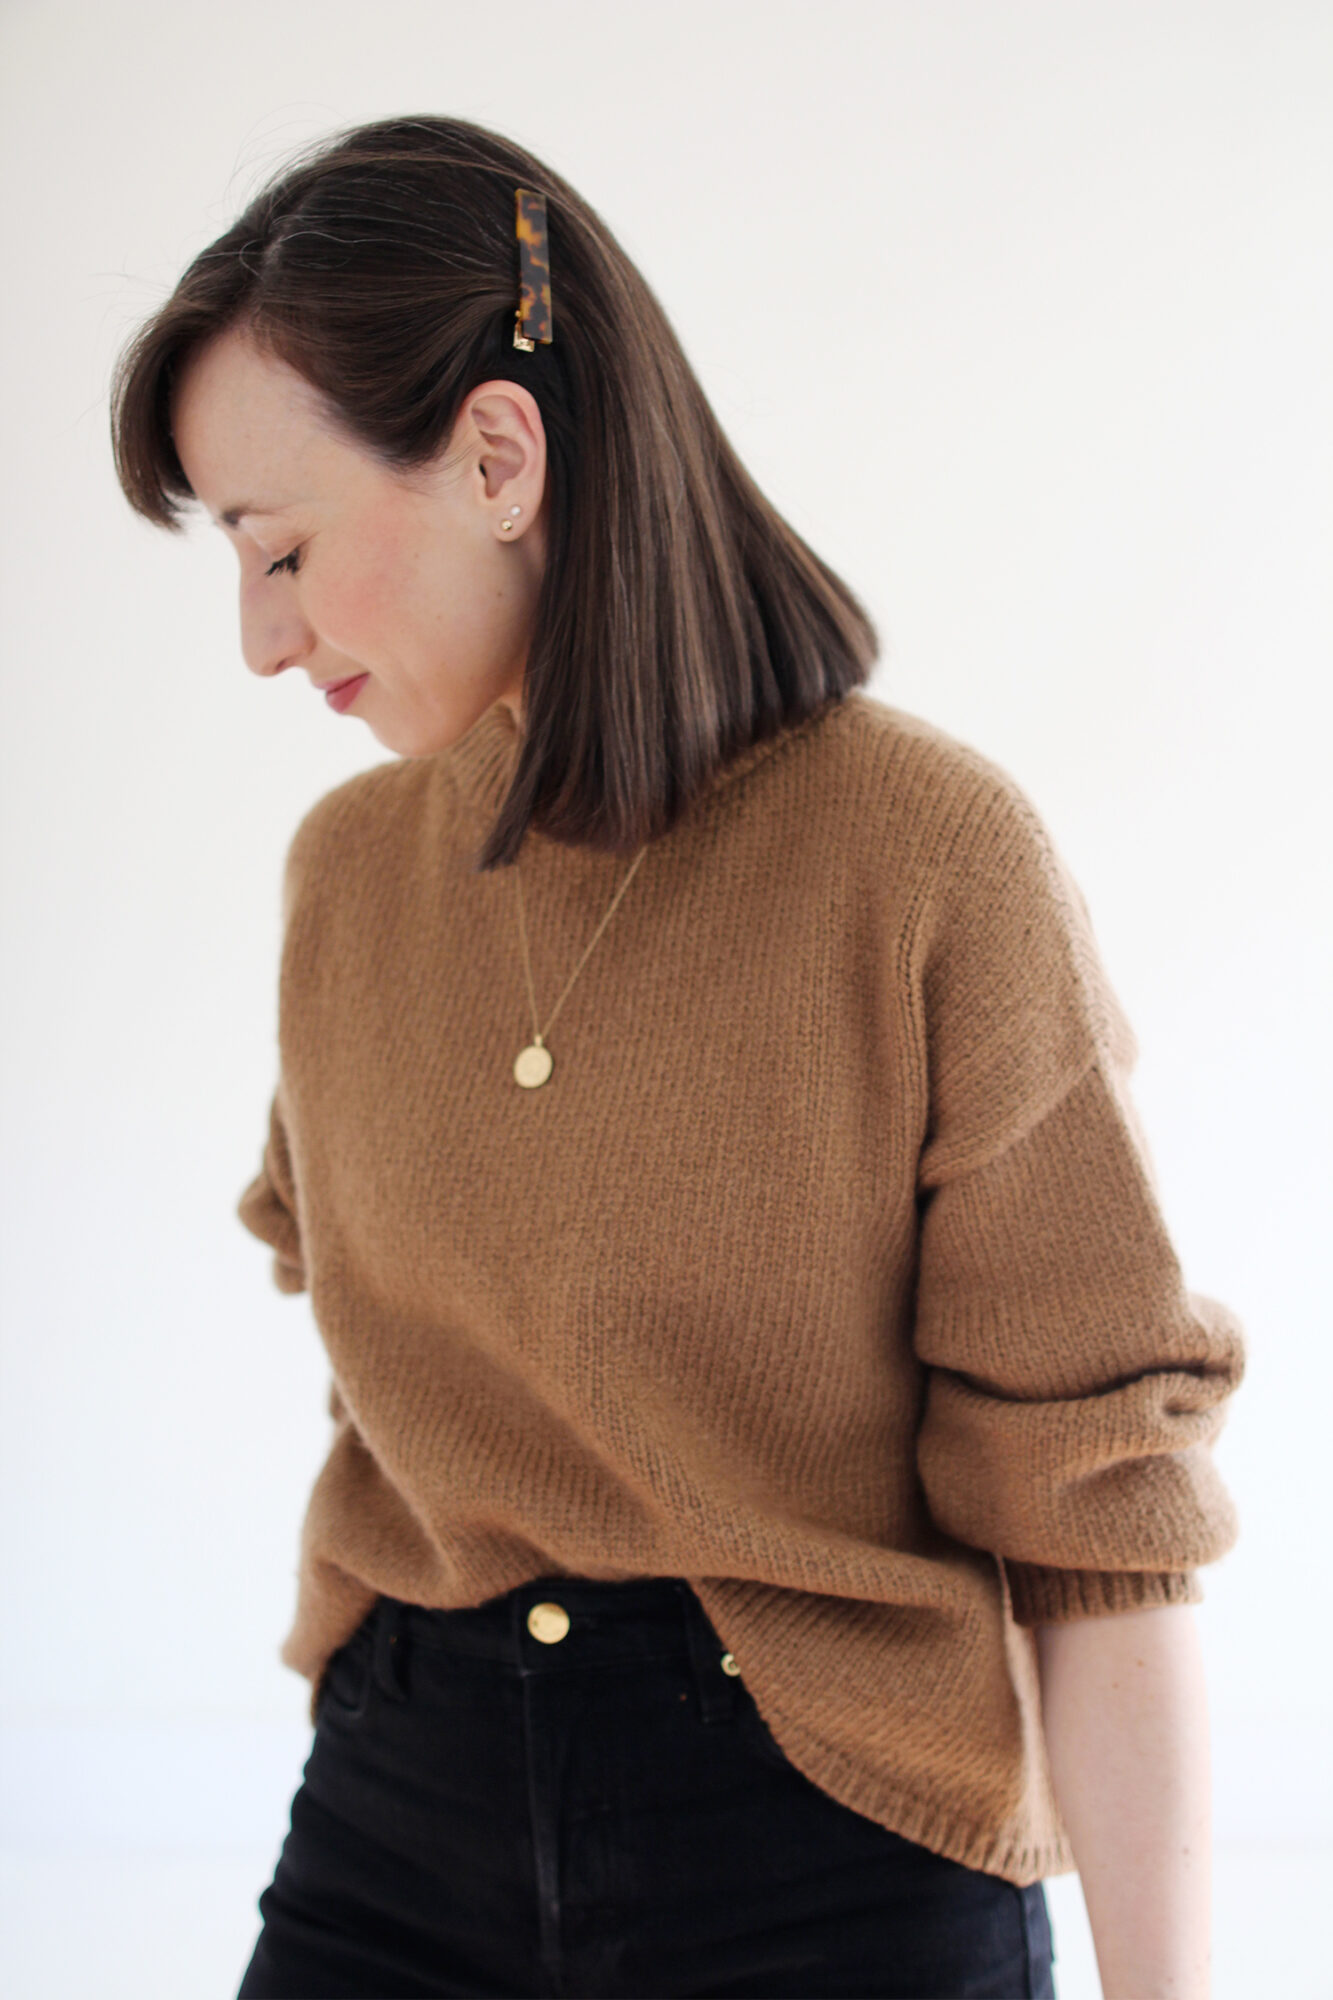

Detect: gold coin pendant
[514,1042,554,1089]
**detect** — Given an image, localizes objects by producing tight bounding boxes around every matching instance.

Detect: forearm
[1034,1602,1213,2000]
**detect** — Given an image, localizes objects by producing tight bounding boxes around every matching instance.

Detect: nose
[240,602,313,680]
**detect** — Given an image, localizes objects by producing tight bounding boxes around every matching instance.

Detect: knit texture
[237,687,1245,1885]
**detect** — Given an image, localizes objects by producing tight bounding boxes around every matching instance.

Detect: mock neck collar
[443,693,852,840]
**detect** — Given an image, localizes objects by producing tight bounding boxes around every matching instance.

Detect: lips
[316,674,366,693]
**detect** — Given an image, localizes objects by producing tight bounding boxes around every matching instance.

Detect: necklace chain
[512,844,650,1086]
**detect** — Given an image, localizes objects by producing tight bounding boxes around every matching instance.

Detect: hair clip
[513,188,554,351]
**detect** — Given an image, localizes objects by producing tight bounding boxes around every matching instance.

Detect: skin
[169,324,547,749]
[1036,1604,1214,1998]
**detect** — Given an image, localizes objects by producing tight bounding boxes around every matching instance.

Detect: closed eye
[265,548,302,579]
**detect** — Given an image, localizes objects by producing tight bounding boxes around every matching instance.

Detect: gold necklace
[512,843,651,1087]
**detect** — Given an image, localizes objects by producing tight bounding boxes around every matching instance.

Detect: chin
[376,716,469,761]
[358,717,418,758]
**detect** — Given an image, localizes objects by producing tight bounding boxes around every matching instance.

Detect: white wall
[2,1,1329,1994]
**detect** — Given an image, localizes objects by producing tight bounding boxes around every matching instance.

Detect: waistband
[359,1574,741,1722]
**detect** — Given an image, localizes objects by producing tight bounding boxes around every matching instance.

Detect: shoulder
[834,690,1127,1044]
[831,688,1032,796]
[827,688,1057,876]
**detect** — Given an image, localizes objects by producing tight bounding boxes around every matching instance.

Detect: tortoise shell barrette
[513,187,554,351]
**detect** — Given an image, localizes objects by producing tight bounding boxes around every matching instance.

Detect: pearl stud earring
[500,503,522,534]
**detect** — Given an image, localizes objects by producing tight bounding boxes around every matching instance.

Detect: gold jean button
[527,1601,571,1644]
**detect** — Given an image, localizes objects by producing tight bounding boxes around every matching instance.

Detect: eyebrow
[213,502,287,528]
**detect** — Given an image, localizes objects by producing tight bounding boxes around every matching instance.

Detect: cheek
[312,530,415,650]
[309,516,496,665]
[315,571,386,650]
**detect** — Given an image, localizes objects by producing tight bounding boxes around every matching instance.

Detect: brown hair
[109,114,880,870]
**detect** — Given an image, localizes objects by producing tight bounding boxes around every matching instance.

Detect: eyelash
[264,548,303,579]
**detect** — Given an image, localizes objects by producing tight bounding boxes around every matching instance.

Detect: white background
[2,1,1329,1994]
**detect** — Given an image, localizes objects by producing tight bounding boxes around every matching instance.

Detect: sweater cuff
[1002,1561,1204,1627]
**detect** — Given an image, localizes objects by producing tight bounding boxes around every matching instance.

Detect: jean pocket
[314,1615,376,1725]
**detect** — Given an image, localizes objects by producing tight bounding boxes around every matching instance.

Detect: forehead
[171,330,336,518]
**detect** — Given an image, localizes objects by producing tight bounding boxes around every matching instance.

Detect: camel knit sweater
[237,686,1245,1886]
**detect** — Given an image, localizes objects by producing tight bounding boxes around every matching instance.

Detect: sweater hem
[740,1714,1078,1886]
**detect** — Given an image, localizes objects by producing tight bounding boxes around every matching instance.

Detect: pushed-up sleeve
[911,759,1246,1626]
[236,1082,307,1294]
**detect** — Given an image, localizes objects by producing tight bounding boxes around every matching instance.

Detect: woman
[110,114,1245,2000]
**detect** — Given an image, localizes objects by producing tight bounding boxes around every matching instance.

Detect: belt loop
[372,1595,410,1702]
[673,1580,736,1725]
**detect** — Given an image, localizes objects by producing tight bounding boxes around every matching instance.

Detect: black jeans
[236,1574,1057,1998]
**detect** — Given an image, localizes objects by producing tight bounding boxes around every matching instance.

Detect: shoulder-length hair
[109,113,880,869]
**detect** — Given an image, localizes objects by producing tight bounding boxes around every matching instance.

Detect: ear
[464,380,546,502]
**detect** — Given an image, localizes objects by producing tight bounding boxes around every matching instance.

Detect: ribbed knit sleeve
[236,1082,306,1295]
[911,760,1246,1626]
